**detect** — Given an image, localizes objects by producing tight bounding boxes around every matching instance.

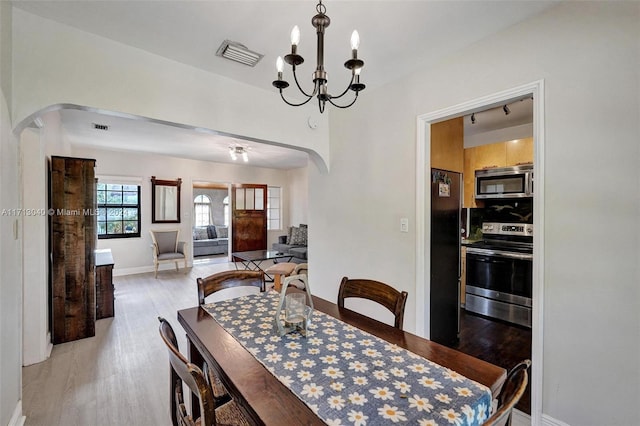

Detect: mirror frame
[151,176,182,223]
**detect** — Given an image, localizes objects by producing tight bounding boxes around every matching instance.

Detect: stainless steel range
[465,222,533,328]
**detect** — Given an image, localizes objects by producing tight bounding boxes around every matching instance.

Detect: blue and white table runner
[203,292,492,425]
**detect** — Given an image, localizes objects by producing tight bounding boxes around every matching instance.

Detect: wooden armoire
[49,156,97,344]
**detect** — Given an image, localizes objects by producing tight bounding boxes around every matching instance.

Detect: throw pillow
[206,225,217,239]
[194,227,208,240]
[286,226,297,244]
[290,226,307,245]
[215,225,229,238]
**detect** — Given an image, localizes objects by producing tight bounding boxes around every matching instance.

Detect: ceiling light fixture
[272,0,365,113]
[229,145,250,162]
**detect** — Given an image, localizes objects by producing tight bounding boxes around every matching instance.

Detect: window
[97,183,141,239]
[194,194,212,227]
[223,196,229,226]
[267,186,282,230]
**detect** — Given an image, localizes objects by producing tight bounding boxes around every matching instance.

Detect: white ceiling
[14,0,551,168]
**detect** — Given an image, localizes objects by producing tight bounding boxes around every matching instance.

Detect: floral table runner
[203,291,492,425]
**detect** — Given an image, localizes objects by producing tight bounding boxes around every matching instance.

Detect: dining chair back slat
[197,270,264,305]
[158,317,216,426]
[158,317,250,426]
[483,359,531,426]
[338,277,408,330]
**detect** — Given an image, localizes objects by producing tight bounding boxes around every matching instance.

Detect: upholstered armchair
[149,229,187,278]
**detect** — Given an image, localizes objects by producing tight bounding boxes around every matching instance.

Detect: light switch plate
[400,218,409,233]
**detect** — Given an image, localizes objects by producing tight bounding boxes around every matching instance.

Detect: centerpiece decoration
[274,274,314,337]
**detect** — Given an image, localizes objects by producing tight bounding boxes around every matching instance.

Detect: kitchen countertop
[461,238,481,246]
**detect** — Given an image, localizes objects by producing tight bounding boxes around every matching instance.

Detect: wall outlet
[400,218,409,233]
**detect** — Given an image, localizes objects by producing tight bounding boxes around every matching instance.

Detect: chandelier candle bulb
[291,25,300,49]
[351,30,360,58]
[276,56,284,80]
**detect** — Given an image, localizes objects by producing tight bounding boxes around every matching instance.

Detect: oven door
[465,249,532,327]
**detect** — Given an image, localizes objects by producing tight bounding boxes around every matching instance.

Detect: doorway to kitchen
[416,81,544,423]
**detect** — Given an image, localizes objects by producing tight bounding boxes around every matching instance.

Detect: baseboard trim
[113,262,193,277]
[46,332,53,358]
[542,413,571,426]
[9,400,25,426]
[511,409,570,426]
[512,409,530,425]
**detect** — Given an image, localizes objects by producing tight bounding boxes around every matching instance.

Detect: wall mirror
[151,176,181,223]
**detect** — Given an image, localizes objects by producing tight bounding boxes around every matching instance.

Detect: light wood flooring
[23,261,530,426]
[22,261,254,426]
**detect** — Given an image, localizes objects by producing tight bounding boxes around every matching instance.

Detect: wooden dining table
[177,290,506,425]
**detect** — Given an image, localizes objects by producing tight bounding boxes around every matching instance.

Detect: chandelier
[272,0,365,113]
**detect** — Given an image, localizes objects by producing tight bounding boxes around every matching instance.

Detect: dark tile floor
[447,309,532,414]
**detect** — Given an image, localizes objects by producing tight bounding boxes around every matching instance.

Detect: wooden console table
[95,249,115,319]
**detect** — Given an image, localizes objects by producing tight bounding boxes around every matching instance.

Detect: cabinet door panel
[473,143,507,170]
[506,137,534,165]
[431,117,464,173]
[463,147,476,208]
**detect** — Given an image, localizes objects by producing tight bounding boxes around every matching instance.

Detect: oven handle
[466,247,533,260]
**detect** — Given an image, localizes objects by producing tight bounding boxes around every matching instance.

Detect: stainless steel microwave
[475,164,533,199]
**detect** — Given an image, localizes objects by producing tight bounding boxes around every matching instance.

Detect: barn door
[231,184,268,252]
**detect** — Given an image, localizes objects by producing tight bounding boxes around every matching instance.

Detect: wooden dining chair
[337,277,408,330]
[483,359,531,426]
[197,270,265,305]
[158,317,249,426]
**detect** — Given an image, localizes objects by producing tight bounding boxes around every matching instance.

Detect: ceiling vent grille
[92,123,109,131]
[216,40,263,67]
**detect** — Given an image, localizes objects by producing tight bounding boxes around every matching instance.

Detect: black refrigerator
[430,168,461,345]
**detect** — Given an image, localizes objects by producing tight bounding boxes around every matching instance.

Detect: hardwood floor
[22,261,253,426]
[449,309,532,415]
[23,263,531,425]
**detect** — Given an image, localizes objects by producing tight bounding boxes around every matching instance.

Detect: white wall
[20,128,50,367]
[11,8,330,172]
[286,167,309,227]
[69,146,305,275]
[310,2,639,425]
[0,1,24,424]
[464,123,533,148]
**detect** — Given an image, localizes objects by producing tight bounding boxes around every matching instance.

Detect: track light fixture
[503,105,511,115]
[272,0,366,113]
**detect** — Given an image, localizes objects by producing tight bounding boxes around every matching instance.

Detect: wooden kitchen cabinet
[463,148,476,208]
[431,117,464,173]
[506,137,534,166]
[473,142,507,170]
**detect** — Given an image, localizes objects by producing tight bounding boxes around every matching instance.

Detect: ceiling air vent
[92,123,109,131]
[216,40,263,67]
